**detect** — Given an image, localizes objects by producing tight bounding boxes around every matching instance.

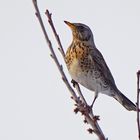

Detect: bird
[64,20,136,111]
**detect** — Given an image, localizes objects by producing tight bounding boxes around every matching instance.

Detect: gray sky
[0,0,140,140]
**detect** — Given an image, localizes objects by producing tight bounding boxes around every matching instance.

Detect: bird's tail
[113,91,136,111]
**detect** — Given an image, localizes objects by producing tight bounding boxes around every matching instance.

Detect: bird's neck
[72,38,95,47]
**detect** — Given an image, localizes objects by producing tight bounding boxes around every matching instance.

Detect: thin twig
[74,82,88,105]
[137,70,140,140]
[32,0,77,101]
[45,9,88,103]
[32,1,106,139]
[45,9,88,111]
[44,10,88,105]
[45,10,65,59]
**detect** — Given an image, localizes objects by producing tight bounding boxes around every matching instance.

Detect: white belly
[69,58,100,91]
[68,58,112,95]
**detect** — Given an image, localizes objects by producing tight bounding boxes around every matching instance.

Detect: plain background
[0,0,140,140]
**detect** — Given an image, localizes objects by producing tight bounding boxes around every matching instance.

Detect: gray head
[64,21,94,42]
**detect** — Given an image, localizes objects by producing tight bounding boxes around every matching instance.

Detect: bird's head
[64,21,94,42]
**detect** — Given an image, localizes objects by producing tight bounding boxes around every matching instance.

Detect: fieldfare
[64,21,136,111]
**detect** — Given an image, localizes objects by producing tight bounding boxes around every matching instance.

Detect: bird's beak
[64,21,76,30]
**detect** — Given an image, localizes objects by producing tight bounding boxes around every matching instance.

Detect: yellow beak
[64,21,76,30]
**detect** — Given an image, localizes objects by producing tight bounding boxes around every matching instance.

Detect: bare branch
[45,10,65,58]
[32,0,106,139]
[44,8,91,114]
[32,0,77,101]
[137,70,140,140]
[74,82,88,105]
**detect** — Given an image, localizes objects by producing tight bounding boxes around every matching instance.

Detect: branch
[137,70,140,140]
[45,10,88,106]
[32,0,77,101]
[45,10,65,59]
[32,1,106,139]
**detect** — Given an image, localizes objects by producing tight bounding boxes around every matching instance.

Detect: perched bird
[64,21,136,111]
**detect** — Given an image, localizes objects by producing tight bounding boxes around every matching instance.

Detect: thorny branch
[137,70,140,140]
[32,0,107,139]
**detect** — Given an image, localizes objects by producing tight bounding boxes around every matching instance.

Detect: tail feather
[113,91,136,111]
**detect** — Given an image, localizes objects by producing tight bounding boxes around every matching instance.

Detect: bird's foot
[71,79,77,87]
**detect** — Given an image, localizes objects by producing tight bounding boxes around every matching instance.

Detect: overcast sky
[0,0,140,140]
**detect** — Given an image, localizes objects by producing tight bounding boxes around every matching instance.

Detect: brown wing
[89,47,117,89]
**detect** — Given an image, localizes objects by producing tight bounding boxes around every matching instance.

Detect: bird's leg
[91,91,98,108]
[81,92,98,115]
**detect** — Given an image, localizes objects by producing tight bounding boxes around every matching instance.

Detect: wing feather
[89,47,117,89]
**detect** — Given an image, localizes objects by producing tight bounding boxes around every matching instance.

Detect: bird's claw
[71,79,77,87]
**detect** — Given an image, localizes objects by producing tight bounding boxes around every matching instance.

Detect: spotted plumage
[64,21,136,111]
